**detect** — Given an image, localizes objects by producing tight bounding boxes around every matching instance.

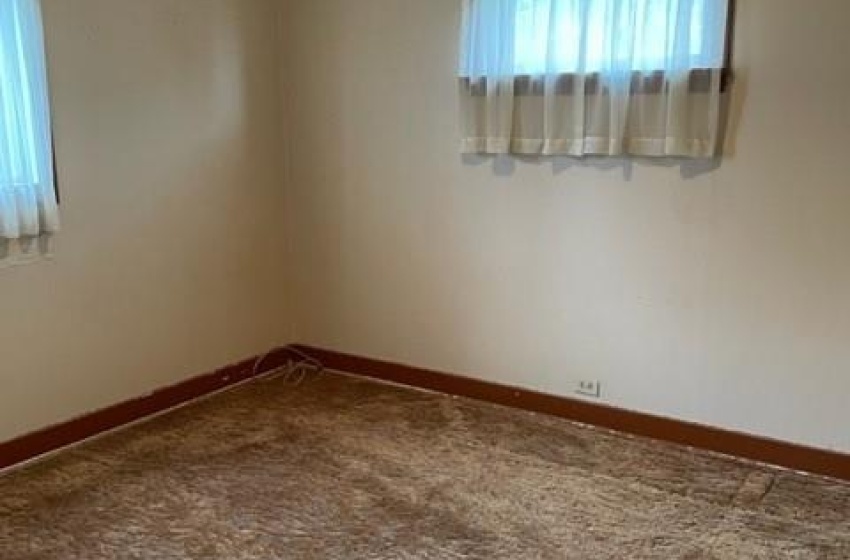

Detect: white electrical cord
[251,345,324,386]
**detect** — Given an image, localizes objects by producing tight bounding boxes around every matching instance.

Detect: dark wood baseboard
[3,344,847,481]
[293,345,850,482]
[0,348,294,471]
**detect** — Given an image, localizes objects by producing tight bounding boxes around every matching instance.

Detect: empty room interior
[1,0,849,558]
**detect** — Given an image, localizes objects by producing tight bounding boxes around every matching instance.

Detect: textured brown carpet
[1,372,848,559]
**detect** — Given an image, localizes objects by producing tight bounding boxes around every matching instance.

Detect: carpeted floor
[0,371,848,559]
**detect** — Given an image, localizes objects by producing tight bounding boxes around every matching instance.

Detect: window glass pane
[0,0,59,240]
[476,0,728,76]
[0,0,52,189]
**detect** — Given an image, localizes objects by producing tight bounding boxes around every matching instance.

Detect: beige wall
[4,0,848,454]
[282,0,850,452]
[0,0,292,442]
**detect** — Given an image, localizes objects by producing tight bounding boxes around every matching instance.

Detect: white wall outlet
[576,380,602,398]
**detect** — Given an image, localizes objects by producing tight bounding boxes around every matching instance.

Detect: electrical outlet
[576,380,601,398]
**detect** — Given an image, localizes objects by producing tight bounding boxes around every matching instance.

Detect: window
[459,0,731,158]
[0,0,59,250]
[511,0,727,75]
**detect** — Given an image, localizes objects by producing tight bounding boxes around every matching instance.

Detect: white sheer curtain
[0,0,59,253]
[459,0,730,157]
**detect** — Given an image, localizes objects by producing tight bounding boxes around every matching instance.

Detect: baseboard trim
[0,348,294,471]
[293,345,850,482]
[4,345,847,481]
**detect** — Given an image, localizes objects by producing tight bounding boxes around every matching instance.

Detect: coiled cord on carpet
[251,346,325,386]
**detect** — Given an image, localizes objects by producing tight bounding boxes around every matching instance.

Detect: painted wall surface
[0,0,292,442]
[282,0,850,452]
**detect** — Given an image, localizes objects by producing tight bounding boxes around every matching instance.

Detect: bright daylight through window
[459,0,731,157]
[0,0,59,253]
